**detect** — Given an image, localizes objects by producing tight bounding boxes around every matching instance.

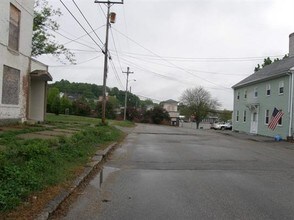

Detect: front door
[250,112,258,134]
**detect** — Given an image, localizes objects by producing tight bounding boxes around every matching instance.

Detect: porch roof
[30,70,53,81]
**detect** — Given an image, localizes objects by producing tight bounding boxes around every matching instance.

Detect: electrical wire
[116,51,250,76]
[110,50,284,62]
[110,27,124,76]
[49,54,103,67]
[63,25,105,46]
[59,0,104,53]
[109,59,124,89]
[112,28,233,90]
[119,56,231,91]
[47,27,99,51]
[72,0,104,45]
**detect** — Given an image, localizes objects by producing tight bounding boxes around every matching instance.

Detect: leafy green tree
[60,95,72,114]
[218,109,232,122]
[32,0,75,63]
[72,97,91,116]
[96,101,116,119]
[150,106,170,124]
[140,99,154,110]
[254,55,289,72]
[180,87,220,129]
[108,96,120,109]
[47,87,60,113]
[51,95,61,115]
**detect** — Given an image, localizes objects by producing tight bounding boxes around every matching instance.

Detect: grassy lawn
[0,114,134,213]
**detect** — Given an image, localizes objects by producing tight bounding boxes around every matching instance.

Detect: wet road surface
[60,124,294,220]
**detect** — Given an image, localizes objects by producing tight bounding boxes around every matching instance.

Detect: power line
[112,28,232,90]
[72,0,104,45]
[110,27,125,77]
[59,0,104,53]
[117,51,250,76]
[63,25,105,46]
[119,56,231,92]
[47,27,99,51]
[110,50,284,62]
[109,59,124,89]
[49,54,103,67]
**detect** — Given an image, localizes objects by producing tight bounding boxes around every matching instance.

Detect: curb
[35,142,117,220]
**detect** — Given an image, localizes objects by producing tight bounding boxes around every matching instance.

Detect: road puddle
[89,166,121,188]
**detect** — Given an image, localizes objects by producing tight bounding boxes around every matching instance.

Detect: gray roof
[232,56,294,89]
[161,99,178,104]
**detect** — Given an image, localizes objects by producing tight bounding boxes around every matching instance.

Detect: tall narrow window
[237,91,240,100]
[279,81,284,94]
[2,65,20,105]
[8,4,20,51]
[236,111,239,122]
[254,87,258,97]
[266,84,271,96]
[244,90,247,99]
[265,109,269,124]
[243,110,247,122]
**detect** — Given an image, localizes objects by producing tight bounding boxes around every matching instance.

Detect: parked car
[211,122,232,130]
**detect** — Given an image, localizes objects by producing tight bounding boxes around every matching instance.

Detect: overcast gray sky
[37,0,294,110]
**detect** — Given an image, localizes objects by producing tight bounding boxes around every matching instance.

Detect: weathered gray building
[0,0,52,124]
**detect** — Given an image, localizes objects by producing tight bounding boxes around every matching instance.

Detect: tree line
[47,80,170,124]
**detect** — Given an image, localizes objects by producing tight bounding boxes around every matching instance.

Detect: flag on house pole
[268,107,284,130]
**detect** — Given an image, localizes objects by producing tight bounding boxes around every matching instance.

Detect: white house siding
[233,75,290,139]
[0,0,35,122]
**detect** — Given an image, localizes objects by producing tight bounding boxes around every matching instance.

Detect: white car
[212,122,232,130]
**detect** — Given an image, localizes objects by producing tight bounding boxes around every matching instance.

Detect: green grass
[0,114,126,212]
[46,113,135,127]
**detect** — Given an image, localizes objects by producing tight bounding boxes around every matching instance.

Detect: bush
[0,125,122,211]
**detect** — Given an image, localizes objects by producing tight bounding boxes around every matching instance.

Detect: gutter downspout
[289,68,294,137]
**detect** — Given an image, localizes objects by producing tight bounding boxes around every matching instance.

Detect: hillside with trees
[47,80,169,124]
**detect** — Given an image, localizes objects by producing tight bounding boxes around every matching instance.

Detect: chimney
[290,32,294,57]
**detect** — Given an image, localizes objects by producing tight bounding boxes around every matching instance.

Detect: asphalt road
[60,124,294,220]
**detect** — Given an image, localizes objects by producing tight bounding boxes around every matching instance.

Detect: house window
[278,116,282,125]
[266,84,271,96]
[237,91,240,100]
[243,110,247,122]
[236,110,239,122]
[2,65,20,105]
[279,81,284,94]
[8,4,21,51]
[265,109,269,124]
[244,90,247,99]
[254,87,258,97]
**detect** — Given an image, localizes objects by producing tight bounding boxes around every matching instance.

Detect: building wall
[163,103,178,112]
[0,0,35,121]
[233,75,290,139]
[29,78,46,121]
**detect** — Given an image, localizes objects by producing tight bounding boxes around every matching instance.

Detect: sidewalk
[216,130,275,142]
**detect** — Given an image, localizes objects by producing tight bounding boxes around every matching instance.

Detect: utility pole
[123,67,133,120]
[94,0,123,125]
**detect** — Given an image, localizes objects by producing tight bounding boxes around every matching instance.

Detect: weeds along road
[57,123,294,220]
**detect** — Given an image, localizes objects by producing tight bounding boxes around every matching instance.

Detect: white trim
[290,70,294,136]
[265,109,269,125]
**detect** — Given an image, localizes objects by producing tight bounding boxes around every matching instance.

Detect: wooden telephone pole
[94,0,123,124]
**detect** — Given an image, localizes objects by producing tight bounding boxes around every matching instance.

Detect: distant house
[232,32,294,139]
[161,99,180,125]
[0,0,52,124]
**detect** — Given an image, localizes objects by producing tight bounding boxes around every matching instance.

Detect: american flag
[268,107,284,130]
